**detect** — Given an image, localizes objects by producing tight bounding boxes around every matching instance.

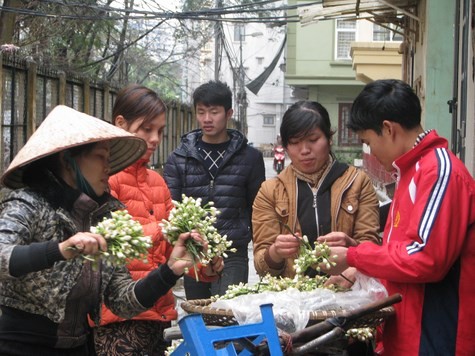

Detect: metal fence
[0,53,196,179]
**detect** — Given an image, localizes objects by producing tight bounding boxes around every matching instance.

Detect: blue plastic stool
[171,303,283,355]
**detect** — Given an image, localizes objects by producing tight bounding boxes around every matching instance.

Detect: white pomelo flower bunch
[293,234,336,275]
[84,210,152,270]
[160,194,236,280]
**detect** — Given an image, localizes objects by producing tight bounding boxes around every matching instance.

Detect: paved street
[249,157,278,284]
[264,156,278,180]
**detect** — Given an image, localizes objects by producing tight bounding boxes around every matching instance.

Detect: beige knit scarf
[290,154,333,192]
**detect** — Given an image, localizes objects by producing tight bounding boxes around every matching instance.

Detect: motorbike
[273,145,286,174]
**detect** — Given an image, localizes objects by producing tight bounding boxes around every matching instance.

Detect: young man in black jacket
[164,80,266,299]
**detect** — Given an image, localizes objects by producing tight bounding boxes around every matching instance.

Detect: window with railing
[335,19,356,60]
[338,103,360,146]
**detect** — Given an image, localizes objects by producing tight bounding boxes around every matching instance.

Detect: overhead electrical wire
[35,0,301,16]
[0,6,297,23]
[0,1,321,24]
[1,0,301,82]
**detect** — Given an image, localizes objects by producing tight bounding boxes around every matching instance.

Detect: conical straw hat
[1,105,147,189]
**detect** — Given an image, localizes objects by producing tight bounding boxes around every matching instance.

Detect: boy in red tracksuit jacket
[320,79,475,355]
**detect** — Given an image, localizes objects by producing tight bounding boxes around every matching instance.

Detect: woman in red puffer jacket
[91,84,222,356]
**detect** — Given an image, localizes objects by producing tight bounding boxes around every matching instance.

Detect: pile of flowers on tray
[201,226,377,345]
[83,210,152,270]
[160,194,236,280]
[209,224,339,301]
[213,273,339,301]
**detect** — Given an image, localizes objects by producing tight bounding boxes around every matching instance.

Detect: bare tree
[0,0,285,99]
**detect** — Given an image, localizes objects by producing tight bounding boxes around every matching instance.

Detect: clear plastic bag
[211,288,310,332]
[209,272,387,333]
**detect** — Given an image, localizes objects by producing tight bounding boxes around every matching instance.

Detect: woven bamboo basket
[181,298,395,329]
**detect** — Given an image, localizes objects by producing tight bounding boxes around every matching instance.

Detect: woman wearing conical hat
[0,106,217,355]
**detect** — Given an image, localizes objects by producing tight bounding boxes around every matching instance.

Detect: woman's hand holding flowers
[269,234,301,263]
[277,223,336,276]
[60,232,107,260]
[167,230,208,276]
[64,210,153,270]
[160,195,236,281]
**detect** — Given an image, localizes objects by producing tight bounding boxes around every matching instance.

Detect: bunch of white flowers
[293,235,336,275]
[214,274,337,301]
[346,327,375,342]
[84,210,152,270]
[165,342,180,356]
[159,194,236,279]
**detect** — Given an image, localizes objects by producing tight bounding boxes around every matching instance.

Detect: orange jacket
[95,160,214,326]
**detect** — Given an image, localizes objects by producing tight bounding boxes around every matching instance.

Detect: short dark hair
[280,100,335,148]
[192,80,233,112]
[349,79,421,134]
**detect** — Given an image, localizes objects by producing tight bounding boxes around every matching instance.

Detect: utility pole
[238,31,246,134]
[238,31,263,136]
[214,0,223,81]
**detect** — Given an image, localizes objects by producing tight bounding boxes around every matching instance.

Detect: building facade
[293,0,474,179]
[180,9,288,150]
[286,0,404,164]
